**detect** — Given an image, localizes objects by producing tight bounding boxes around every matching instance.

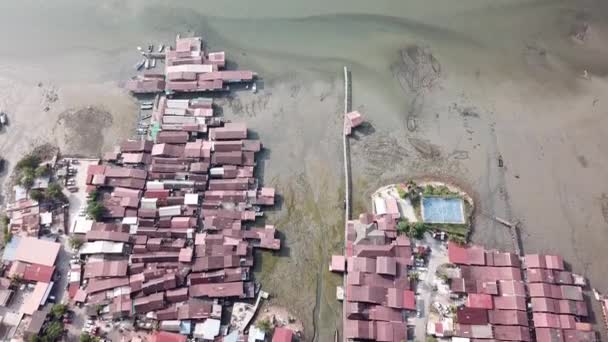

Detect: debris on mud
[53,106,113,156]
[601,194,608,225]
[408,137,441,160]
[392,45,441,93]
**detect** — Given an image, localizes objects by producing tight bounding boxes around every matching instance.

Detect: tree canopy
[87,202,105,221]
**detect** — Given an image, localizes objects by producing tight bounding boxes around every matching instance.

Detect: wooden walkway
[340,66,352,342]
[343,66,352,222]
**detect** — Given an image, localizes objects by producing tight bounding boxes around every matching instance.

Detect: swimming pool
[421,197,465,224]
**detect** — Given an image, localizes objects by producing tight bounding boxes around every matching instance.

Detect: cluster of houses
[63,92,289,340]
[331,199,601,342]
[5,199,43,237]
[330,213,415,342]
[0,236,62,338]
[443,242,597,342]
[126,36,256,94]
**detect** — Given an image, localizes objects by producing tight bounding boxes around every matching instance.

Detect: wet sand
[1,0,608,340]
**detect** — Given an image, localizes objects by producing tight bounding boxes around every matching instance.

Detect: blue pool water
[422,197,465,224]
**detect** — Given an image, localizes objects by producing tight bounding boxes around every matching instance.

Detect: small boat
[252,82,258,94]
[135,59,145,70]
[136,46,142,51]
[144,59,150,69]
[151,59,156,68]
[334,329,339,342]
[148,45,153,52]
[158,44,165,53]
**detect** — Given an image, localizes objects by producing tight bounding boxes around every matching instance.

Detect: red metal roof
[534,313,561,328]
[150,331,187,342]
[524,254,546,269]
[272,327,294,342]
[23,264,55,283]
[545,255,564,270]
[493,325,531,341]
[457,307,489,325]
[488,309,528,326]
[498,280,526,297]
[448,241,468,264]
[189,281,244,298]
[466,293,494,309]
[493,296,527,311]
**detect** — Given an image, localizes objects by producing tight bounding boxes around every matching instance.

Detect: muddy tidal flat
[1,0,608,340]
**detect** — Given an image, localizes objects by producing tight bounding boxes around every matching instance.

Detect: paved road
[413,235,446,341]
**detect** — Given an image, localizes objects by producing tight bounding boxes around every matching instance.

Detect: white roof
[166,99,190,109]
[160,320,181,331]
[158,205,181,217]
[248,327,265,342]
[166,64,213,74]
[40,212,53,226]
[72,217,94,234]
[69,270,81,283]
[146,181,164,190]
[164,108,187,116]
[80,241,125,255]
[141,198,157,210]
[373,197,387,215]
[163,115,196,124]
[122,217,138,225]
[31,177,50,190]
[209,167,223,176]
[194,319,220,339]
[14,186,27,201]
[184,194,199,205]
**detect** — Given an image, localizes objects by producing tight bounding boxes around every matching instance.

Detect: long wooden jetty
[343,66,352,222]
[340,66,352,342]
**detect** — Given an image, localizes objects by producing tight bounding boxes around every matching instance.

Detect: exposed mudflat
[1,0,608,340]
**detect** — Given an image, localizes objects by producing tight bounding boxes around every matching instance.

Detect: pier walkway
[340,66,352,342]
[343,66,352,222]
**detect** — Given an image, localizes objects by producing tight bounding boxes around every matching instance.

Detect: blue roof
[2,236,21,262]
[180,320,192,335]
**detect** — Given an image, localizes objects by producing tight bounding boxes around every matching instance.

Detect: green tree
[50,304,67,320]
[396,186,407,199]
[9,275,22,287]
[20,171,35,189]
[2,226,10,244]
[16,155,40,171]
[35,164,50,178]
[396,219,409,235]
[46,183,66,202]
[256,319,273,333]
[411,222,427,239]
[69,236,84,250]
[87,189,99,203]
[44,321,64,341]
[30,189,45,202]
[87,202,105,221]
[1,215,10,244]
[80,333,100,342]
